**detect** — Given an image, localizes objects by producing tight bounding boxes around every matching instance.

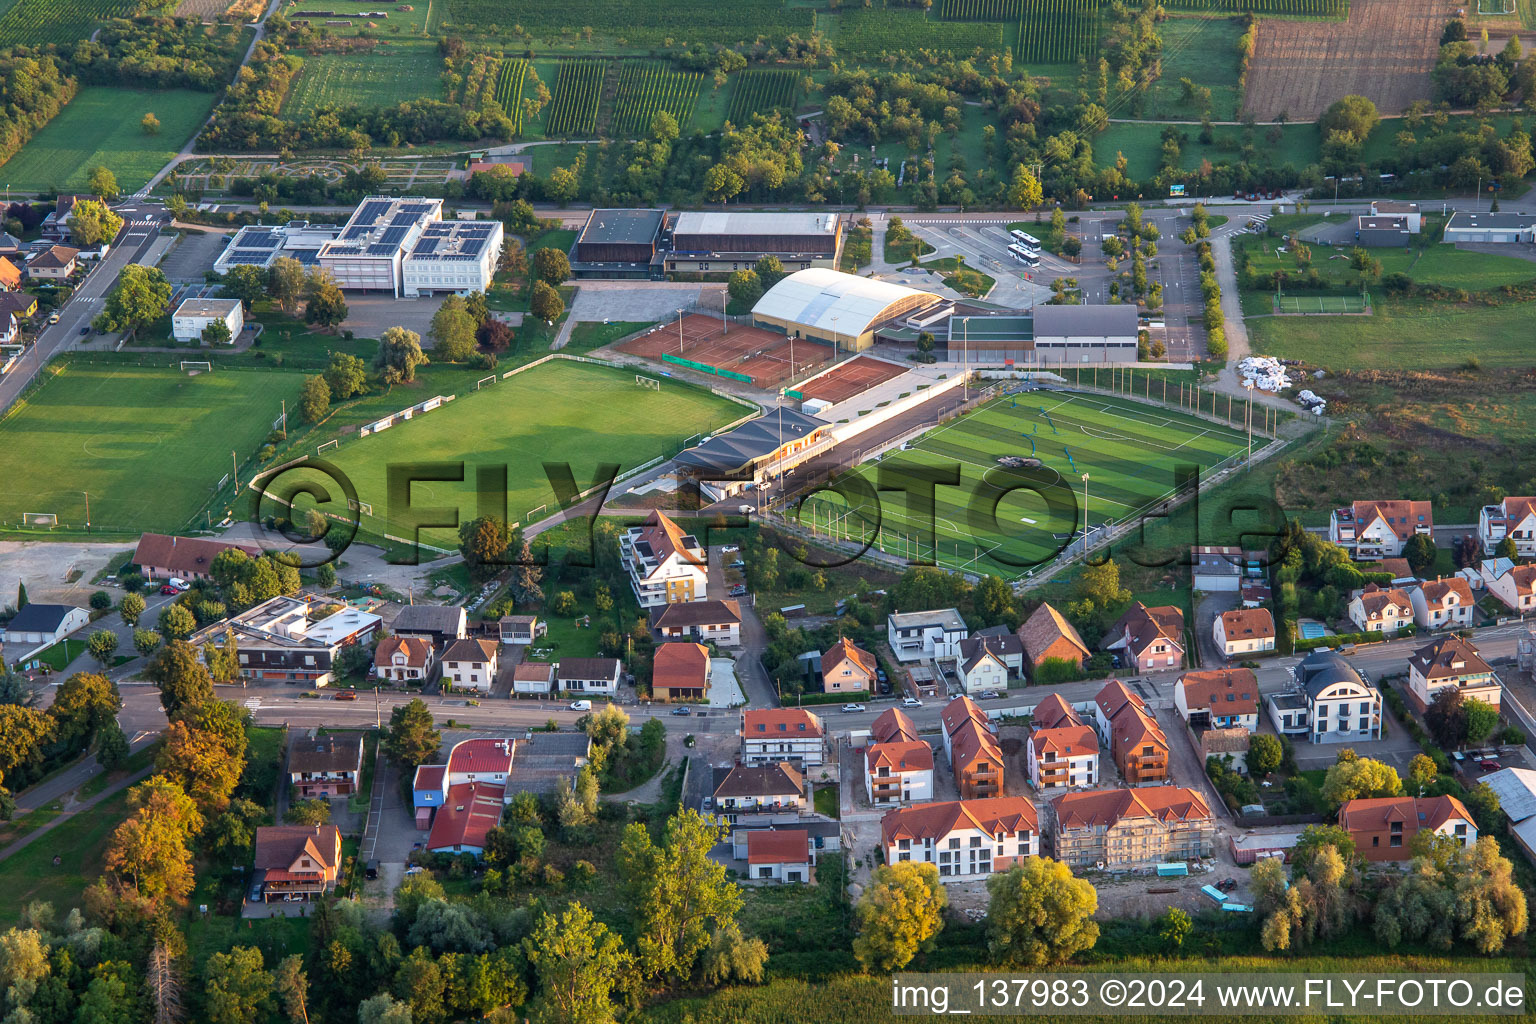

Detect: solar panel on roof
[342,226,370,240]
[367,243,397,256]
[295,251,320,265]
[355,200,391,224]
[379,225,411,246]
[391,211,421,226]
[414,238,440,254]
[224,254,269,265]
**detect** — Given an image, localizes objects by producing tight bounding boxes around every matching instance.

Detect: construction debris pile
[1238,356,1292,392]
[1297,389,1327,415]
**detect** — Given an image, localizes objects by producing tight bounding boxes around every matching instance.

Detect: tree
[1251,856,1289,914]
[202,319,233,347]
[104,775,202,903]
[286,798,331,826]
[1322,756,1403,808]
[1007,165,1043,209]
[96,719,130,771]
[204,946,275,1024]
[1158,907,1193,949]
[1075,557,1131,611]
[618,809,742,981]
[303,270,348,329]
[146,640,214,716]
[90,589,113,611]
[507,540,543,606]
[119,592,146,627]
[385,698,440,769]
[727,269,762,305]
[1291,824,1357,880]
[1464,696,1499,745]
[222,265,268,311]
[1426,687,1469,749]
[703,164,744,204]
[1464,780,1502,831]
[753,256,785,289]
[94,265,172,335]
[88,166,120,201]
[393,945,446,1024]
[0,706,53,788]
[273,955,310,1024]
[358,994,413,1024]
[698,919,768,986]
[268,257,306,317]
[552,591,578,616]
[299,376,331,424]
[1320,94,1380,142]
[477,317,513,352]
[316,563,337,589]
[428,294,479,363]
[70,200,124,248]
[852,862,947,971]
[524,903,633,1024]
[14,581,26,610]
[458,516,514,581]
[1409,753,1439,794]
[1403,534,1438,575]
[532,247,572,286]
[134,629,163,658]
[141,112,160,134]
[530,280,564,323]
[1248,733,1283,776]
[51,671,121,748]
[1496,536,1519,561]
[985,859,1099,967]
[376,326,429,384]
[322,352,367,401]
[156,718,243,813]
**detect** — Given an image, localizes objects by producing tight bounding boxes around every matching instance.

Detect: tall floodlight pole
[1081,473,1090,558]
[677,308,685,353]
[1245,380,1255,464]
[962,317,969,400]
[831,316,839,364]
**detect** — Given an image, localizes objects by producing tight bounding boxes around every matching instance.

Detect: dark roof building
[575,208,665,266]
[674,406,829,475]
[288,732,364,775]
[390,605,467,644]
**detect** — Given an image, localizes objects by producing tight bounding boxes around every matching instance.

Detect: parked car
[247,883,263,902]
[728,584,747,597]
[980,690,1002,700]
[334,689,357,701]
[160,584,179,595]
[841,703,866,713]
[166,577,190,592]
[720,544,740,554]
[569,699,592,711]
[878,681,892,696]
[901,697,922,708]
[78,326,88,335]
[727,560,745,569]
[1481,760,1503,772]
[670,706,691,716]
[737,505,754,515]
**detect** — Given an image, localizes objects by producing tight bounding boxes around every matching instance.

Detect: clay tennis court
[618,313,833,390]
[794,355,909,405]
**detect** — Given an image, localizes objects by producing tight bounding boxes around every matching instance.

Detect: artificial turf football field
[0,362,298,533]
[792,390,1251,578]
[285,359,745,549]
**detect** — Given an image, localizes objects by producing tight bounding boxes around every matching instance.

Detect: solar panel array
[379,225,411,247]
[406,221,498,262]
[354,199,392,225]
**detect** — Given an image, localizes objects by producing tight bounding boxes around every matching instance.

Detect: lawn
[290,358,746,549]
[1141,16,1246,121]
[0,87,218,193]
[282,44,445,118]
[920,256,994,297]
[1093,121,1321,182]
[1238,236,1536,293]
[27,637,86,672]
[564,321,652,354]
[0,788,131,925]
[793,391,1250,579]
[1248,299,1536,372]
[812,784,839,818]
[0,361,304,534]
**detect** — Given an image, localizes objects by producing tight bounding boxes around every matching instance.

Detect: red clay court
[794,355,909,405]
[617,313,833,390]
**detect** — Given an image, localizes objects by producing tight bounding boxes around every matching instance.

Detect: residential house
[1025,694,1099,791]
[0,257,21,290]
[1214,608,1275,657]
[880,797,1040,881]
[1016,602,1090,678]
[1294,649,1382,744]
[741,708,825,767]
[870,707,920,745]
[0,312,16,349]
[253,824,343,901]
[1479,496,1536,557]
[512,662,554,696]
[1102,602,1185,671]
[956,635,1011,694]
[652,642,709,701]
[746,829,812,883]
[171,297,244,343]
[1480,560,1536,614]
[1191,545,1243,592]
[0,292,37,320]
[41,194,96,241]
[621,510,708,607]
[967,627,1026,675]
[886,608,969,662]
[288,732,364,798]
[132,532,262,581]
[1411,576,1476,630]
[1329,500,1433,560]
[711,761,804,814]
[390,605,467,647]
[2,604,89,648]
[1347,584,1414,634]
[440,638,498,692]
[373,635,435,684]
[730,818,840,862]
[1175,669,1260,732]
[426,783,504,856]
[497,614,546,645]
[650,599,741,646]
[26,245,78,280]
[1092,680,1169,784]
[1480,768,1536,866]
[1338,795,1477,862]
[865,739,935,807]
[411,738,516,828]
[411,765,447,828]
[941,697,1004,800]
[555,657,623,696]
[1050,788,1215,870]
[1201,728,1252,773]
[1406,634,1500,714]
[192,595,379,686]
[1265,691,1311,740]
[820,637,877,694]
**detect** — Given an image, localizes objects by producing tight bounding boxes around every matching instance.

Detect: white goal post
[317,439,340,455]
[180,360,212,373]
[635,374,661,390]
[22,512,58,528]
[476,375,497,390]
[348,498,373,516]
[1477,0,1516,13]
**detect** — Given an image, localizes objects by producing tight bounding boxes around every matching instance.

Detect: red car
[1480,760,1502,772]
[334,689,358,701]
[160,584,179,595]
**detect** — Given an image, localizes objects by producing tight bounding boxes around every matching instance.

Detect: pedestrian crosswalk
[243,698,262,710]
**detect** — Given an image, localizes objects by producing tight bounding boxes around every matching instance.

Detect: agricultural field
[494,57,528,132]
[611,62,703,137]
[831,8,1007,61]
[281,44,445,118]
[938,0,1020,21]
[725,69,798,126]
[545,60,605,136]
[1014,0,1102,64]
[287,359,745,549]
[791,390,1249,578]
[0,87,217,193]
[0,361,302,535]
[0,0,148,47]
[441,0,812,50]
[1138,16,1245,121]
[1164,0,1347,12]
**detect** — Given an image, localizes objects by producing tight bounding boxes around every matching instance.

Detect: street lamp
[1245,379,1255,464]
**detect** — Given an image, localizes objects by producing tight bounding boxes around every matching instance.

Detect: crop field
[725,69,798,126]
[0,87,217,193]
[0,0,144,47]
[833,8,1007,60]
[545,60,605,136]
[280,359,744,549]
[1164,0,1347,12]
[1014,0,1102,64]
[1244,0,1441,119]
[938,0,1019,19]
[443,0,812,49]
[0,362,300,535]
[494,57,528,132]
[281,45,445,117]
[790,390,1249,578]
[611,62,703,137]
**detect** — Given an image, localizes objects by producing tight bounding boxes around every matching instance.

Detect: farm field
[494,58,528,133]
[0,0,144,47]
[1015,0,1102,64]
[281,44,445,118]
[611,62,703,137]
[0,361,301,535]
[287,359,745,548]
[791,390,1249,578]
[1248,297,1536,371]
[725,69,798,126]
[545,60,605,136]
[0,87,216,193]
[1138,16,1245,121]
[830,8,1007,61]
[1163,0,1347,11]
[442,0,812,49]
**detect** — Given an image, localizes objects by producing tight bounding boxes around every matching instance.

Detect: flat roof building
[665,211,843,274]
[213,221,340,274]
[939,303,1139,366]
[1443,211,1536,244]
[317,197,498,297]
[171,297,244,343]
[574,209,665,275]
[402,219,504,298]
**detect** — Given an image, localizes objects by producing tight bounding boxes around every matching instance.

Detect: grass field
[282,44,444,118]
[1244,238,1536,292]
[0,87,217,193]
[1094,121,1320,180]
[1140,16,1245,121]
[0,362,301,534]
[0,788,130,925]
[285,359,746,548]
[1249,298,1536,371]
[791,390,1250,578]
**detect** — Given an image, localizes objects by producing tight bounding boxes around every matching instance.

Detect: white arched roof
[752,268,938,335]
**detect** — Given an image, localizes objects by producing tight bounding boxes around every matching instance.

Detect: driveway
[341,293,446,340]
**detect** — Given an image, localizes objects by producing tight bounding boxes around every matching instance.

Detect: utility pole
[232,450,239,493]
[962,317,969,400]
[831,316,839,364]
[281,399,287,435]
[1245,380,1254,463]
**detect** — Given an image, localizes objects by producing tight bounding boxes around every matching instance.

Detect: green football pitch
[0,363,299,533]
[277,359,746,549]
[791,390,1251,578]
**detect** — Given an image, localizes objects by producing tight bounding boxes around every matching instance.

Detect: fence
[661,353,753,384]
[359,393,456,437]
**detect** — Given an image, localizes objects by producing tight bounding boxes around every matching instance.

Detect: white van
[167,577,190,591]
[569,700,592,712]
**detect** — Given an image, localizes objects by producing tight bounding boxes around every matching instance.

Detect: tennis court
[789,390,1251,578]
[1276,294,1369,314]
[617,313,833,389]
[793,355,908,404]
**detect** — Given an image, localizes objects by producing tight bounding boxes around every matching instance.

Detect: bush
[1502,726,1525,746]
[89,590,112,610]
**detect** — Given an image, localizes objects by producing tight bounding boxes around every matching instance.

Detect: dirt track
[1244,0,1447,120]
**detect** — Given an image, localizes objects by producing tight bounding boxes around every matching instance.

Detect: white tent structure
[751,268,941,352]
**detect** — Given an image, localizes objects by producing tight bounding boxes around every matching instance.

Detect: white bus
[1008,244,1040,267]
[1010,229,1041,249]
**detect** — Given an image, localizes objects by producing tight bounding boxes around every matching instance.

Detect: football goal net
[476,375,497,391]
[348,499,373,516]
[317,439,340,455]
[22,512,57,528]
[180,360,212,373]
[635,375,661,391]
[1477,0,1515,13]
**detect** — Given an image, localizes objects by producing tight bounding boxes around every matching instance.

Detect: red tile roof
[1106,602,1184,659]
[1417,576,1475,612]
[1030,692,1081,730]
[742,708,823,738]
[1218,608,1274,641]
[940,695,988,736]
[375,635,432,669]
[1178,668,1259,716]
[747,828,809,864]
[253,824,342,873]
[1029,723,1098,760]
[949,719,1002,774]
[870,707,919,744]
[427,782,504,851]
[1051,787,1211,829]
[821,637,877,680]
[653,641,710,692]
[132,532,261,576]
[413,764,446,793]
[881,797,1039,847]
[1338,794,1473,834]
[866,739,933,774]
[1408,634,1493,681]
[1351,500,1433,542]
[447,738,513,775]
[635,510,703,566]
